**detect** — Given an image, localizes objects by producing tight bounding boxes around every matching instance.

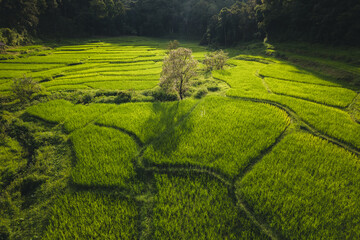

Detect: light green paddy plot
[236,131,360,240]
[44,192,138,239]
[0,63,63,71]
[214,59,360,150]
[70,124,139,188]
[0,80,15,93]
[2,54,90,64]
[264,77,356,107]
[0,69,32,79]
[152,173,269,239]
[213,60,269,98]
[85,80,158,90]
[26,99,115,132]
[42,75,159,91]
[142,96,290,177]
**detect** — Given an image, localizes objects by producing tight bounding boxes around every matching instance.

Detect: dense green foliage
[1,0,359,45]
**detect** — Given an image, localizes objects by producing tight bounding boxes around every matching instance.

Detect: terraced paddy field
[1,37,360,239]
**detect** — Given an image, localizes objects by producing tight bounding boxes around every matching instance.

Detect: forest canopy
[0,0,359,46]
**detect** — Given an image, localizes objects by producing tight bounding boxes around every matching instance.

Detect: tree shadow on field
[142,101,197,158]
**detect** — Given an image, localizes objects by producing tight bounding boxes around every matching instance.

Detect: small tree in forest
[160,48,198,100]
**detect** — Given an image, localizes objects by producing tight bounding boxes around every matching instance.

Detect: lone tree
[160,48,198,100]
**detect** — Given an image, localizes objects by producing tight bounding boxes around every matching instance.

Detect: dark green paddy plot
[236,131,360,239]
[96,99,198,143]
[152,173,269,240]
[143,96,290,177]
[44,191,138,239]
[259,63,341,86]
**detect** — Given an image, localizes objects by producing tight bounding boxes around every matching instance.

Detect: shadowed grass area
[96,99,198,144]
[143,96,290,177]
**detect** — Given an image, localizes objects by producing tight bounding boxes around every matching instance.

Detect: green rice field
[1,37,360,239]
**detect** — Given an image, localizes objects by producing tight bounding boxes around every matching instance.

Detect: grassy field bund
[1,37,360,239]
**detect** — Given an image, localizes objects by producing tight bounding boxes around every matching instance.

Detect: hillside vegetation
[0,37,360,239]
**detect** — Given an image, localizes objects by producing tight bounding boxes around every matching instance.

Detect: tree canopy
[0,0,359,46]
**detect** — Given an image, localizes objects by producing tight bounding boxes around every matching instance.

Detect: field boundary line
[236,195,280,240]
[143,164,279,239]
[95,122,145,148]
[258,75,346,88]
[143,163,233,187]
[234,127,290,183]
[256,70,273,93]
[267,91,349,109]
[300,121,360,156]
[228,95,360,156]
[347,93,360,124]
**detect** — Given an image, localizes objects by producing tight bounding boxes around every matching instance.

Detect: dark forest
[1,0,360,46]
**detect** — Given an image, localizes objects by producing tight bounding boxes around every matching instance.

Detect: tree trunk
[179,77,183,100]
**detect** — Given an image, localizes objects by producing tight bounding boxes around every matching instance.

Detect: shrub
[114,91,132,104]
[152,88,178,102]
[11,76,42,103]
[167,40,180,51]
[204,50,229,71]
[0,28,29,46]
[194,87,208,99]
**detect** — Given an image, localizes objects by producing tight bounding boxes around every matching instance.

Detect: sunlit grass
[236,131,360,239]
[152,173,269,239]
[265,77,356,107]
[85,80,158,90]
[44,192,138,239]
[70,124,138,187]
[26,100,115,132]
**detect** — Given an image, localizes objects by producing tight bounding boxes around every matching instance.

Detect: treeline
[0,0,359,46]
